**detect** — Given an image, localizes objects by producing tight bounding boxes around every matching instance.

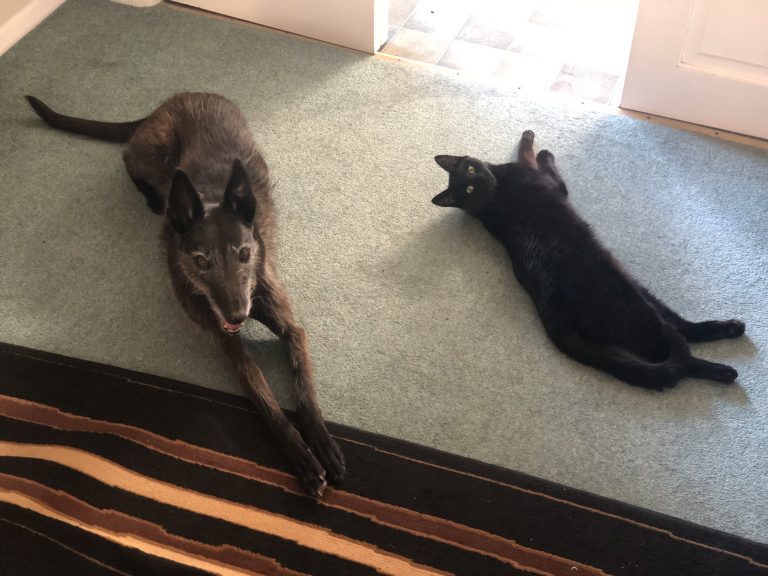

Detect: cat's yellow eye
[467,166,476,174]
[466,185,474,194]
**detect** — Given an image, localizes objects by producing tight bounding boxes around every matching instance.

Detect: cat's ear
[432,189,458,207]
[434,155,461,173]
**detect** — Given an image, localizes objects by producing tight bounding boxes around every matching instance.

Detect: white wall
[0,0,34,26]
[1,1,389,56]
[0,0,66,57]
[175,0,388,53]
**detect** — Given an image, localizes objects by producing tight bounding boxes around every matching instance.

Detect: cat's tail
[25,95,146,143]
[547,322,690,390]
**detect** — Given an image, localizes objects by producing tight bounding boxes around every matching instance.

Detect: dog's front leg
[250,264,346,484]
[167,257,327,496]
[217,333,329,497]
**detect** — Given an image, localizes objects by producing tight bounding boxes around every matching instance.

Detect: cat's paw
[721,319,745,338]
[710,366,738,384]
[646,379,679,392]
[687,319,746,342]
[536,149,555,164]
[521,129,535,142]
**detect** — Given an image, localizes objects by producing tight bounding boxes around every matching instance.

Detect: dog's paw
[293,446,328,498]
[306,425,346,485]
[286,439,327,498]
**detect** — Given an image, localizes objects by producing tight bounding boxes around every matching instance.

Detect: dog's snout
[227,313,247,325]
[209,277,251,329]
[227,296,249,323]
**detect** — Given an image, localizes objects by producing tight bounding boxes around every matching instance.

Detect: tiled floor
[381,0,639,106]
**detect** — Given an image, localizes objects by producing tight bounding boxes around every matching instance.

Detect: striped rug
[0,343,765,575]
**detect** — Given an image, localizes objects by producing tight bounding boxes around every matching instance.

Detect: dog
[25,92,345,496]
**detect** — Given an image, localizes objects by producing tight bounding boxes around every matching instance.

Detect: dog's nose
[227,314,247,325]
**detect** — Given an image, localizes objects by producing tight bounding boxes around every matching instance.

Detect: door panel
[621,0,768,139]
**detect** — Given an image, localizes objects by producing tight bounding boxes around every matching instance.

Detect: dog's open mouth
[222,321,243,334]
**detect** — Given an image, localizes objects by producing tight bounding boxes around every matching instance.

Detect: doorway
[380,0,639,106]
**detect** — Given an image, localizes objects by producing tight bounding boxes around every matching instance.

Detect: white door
[174,0,388,54]
[621,0,768,139]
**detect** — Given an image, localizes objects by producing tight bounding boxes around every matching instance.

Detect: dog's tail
[548,321,691,390]
[25,95,146,143]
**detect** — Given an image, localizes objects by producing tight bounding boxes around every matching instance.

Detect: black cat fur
[432,130,745,390]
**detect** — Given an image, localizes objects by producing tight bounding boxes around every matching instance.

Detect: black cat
[432,130,745,390]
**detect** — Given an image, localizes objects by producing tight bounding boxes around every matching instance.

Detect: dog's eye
[467,165,475,174]
[466,185,474,194]
[194,255,209,269]
[238,248,251,263]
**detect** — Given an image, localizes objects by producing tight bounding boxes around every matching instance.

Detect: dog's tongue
[222,320,243,333]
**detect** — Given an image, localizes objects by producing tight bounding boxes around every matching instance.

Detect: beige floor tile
[389,0,420,30]
[551,63,619,103]
[381,27,453,65]
[384,0,638,106]
[404,0,472,37]
[529,0,580,28]
[493,51,564,92]
[438,40,508,81]
[562,30,632,75]
[508,23,568,59]
[456,0,537,49]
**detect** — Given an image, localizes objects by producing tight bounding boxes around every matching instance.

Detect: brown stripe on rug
[0,443,449,576]
[0,504,216,576]
[0,472,311,576]
[0,342,766,576]
[0,417,539,575]
[0,394,595,575]
[0,456,382,576]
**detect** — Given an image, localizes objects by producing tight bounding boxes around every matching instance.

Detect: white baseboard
[110,0,162,6]
[0,0,66,57]
[175,0,383,53]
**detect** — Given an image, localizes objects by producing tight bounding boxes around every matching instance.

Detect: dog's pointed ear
[434,155,461,173]
[432,189,458,207]
[168,169,203,235]
[222,159,255,225]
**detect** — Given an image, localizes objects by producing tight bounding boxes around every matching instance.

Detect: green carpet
[0,0,766,543]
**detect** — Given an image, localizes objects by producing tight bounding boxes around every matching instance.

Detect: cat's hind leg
[689,357,738,383]
[680,320,745,342]
[542,316,683,390]
[641,288,745,342]
[536,150,569,197]
[517,130,539,169]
